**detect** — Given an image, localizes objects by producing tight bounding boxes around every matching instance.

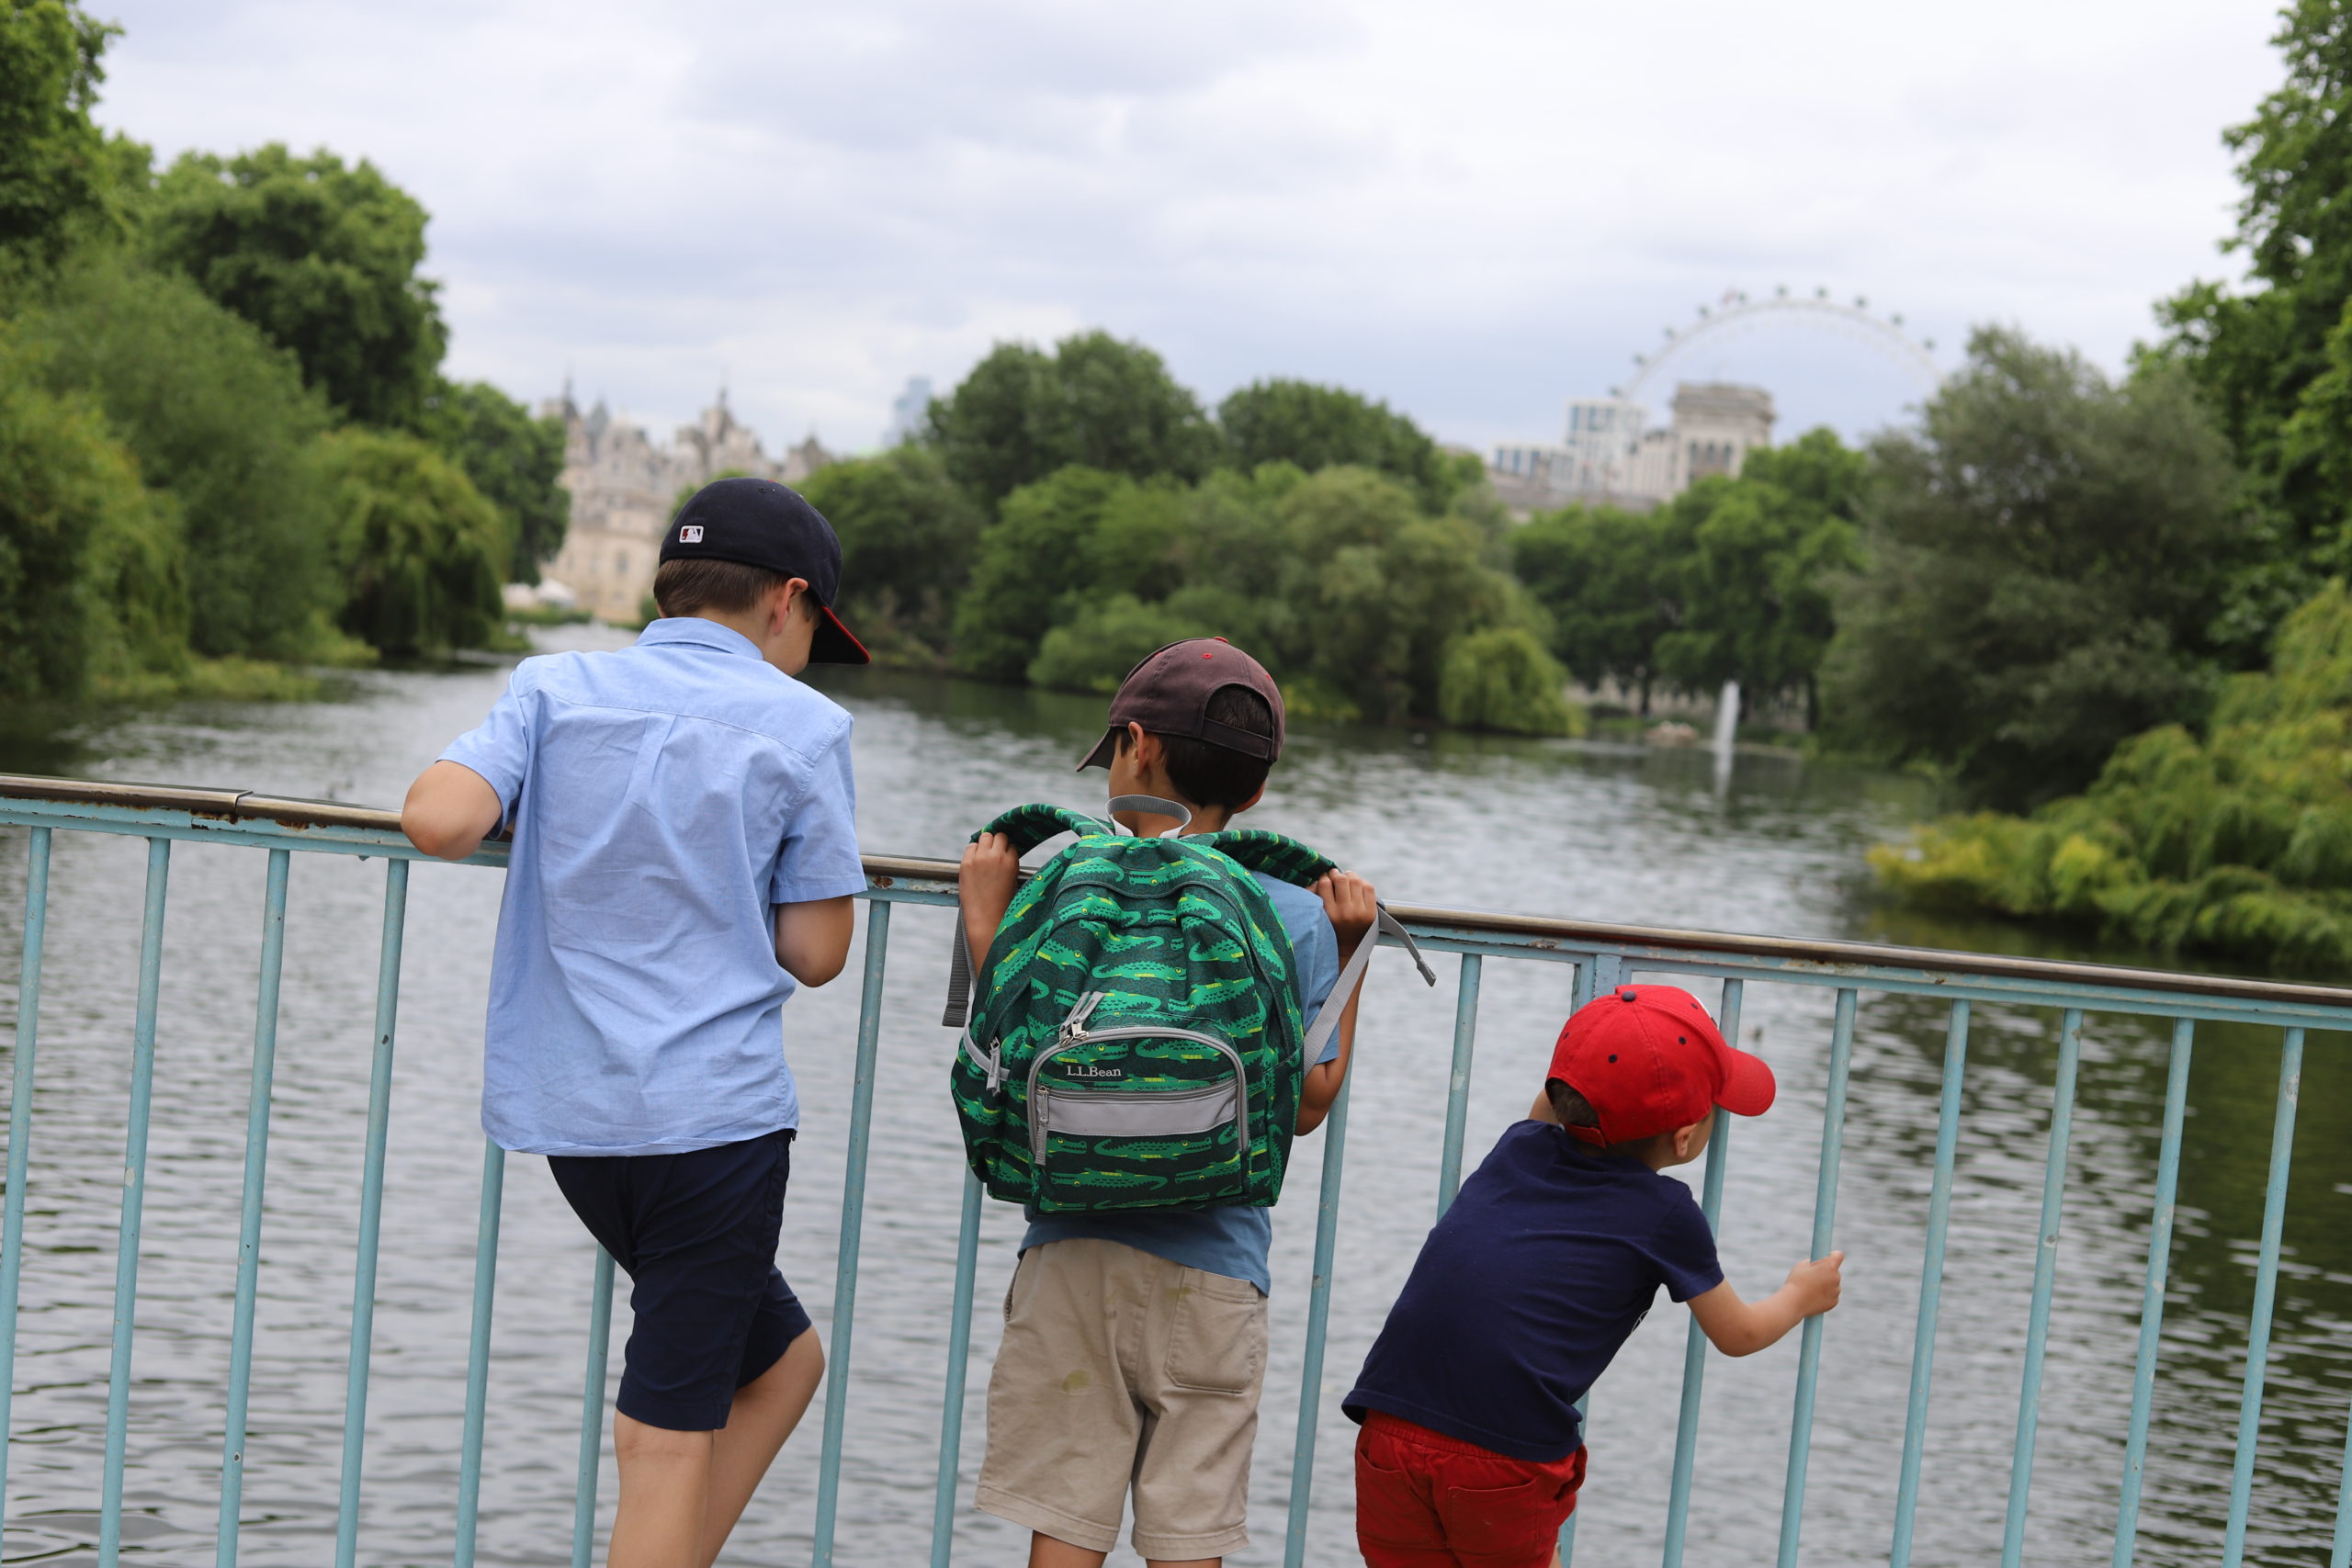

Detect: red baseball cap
[1547,984,1775,1145]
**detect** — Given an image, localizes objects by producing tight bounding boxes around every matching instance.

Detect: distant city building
[888,376,933,446]
[1487,381,1775,513]
[537,382,836,623]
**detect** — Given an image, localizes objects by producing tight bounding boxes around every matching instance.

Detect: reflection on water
[0,631,2346,1565]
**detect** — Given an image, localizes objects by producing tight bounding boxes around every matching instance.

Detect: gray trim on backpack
[1036,1078,1241,1139]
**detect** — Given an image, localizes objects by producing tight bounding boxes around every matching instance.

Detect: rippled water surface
[2,626,2349,1566]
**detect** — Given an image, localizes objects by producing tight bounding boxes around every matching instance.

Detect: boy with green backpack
[953,637,1416,1568]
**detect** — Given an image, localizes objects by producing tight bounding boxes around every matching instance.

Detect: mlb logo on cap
[679,525,705,543]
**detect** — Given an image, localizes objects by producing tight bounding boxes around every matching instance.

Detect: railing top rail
[7,771,2352,1015]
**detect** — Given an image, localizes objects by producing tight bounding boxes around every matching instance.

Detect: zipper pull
[1060,991,1105,1043]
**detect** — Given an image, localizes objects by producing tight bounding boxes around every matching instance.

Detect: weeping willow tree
[1874,581,2352,969]
[320,429,505,659]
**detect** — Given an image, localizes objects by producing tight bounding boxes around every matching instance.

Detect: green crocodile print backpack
[944,797,1430,1213]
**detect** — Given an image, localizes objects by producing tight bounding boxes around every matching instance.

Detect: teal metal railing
[4,773,2352,1564]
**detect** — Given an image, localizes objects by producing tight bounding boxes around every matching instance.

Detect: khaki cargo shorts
[977,1236,1270,1560]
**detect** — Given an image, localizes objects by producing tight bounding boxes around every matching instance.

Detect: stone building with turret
[537,384,835,622]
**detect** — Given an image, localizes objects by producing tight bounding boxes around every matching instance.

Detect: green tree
[1028,591,1234,693]
[1270,467,1539,723]
[143,143,447,428]
[28,252,337,660]
[952,466,1135,680]
[0,1,121,272]
[1217,378,1454,513]
[2159,1,2352,647]
[0,328,187,698]
[1510,502,1676,711]
[1438,626,1577,736]
[1650,430,1865,720]
[1874,581,2352,970]
[797,445,988,666]
[420,378,569,582]
[927,331,1218,509]
[319,429,504,657]
[1822,328,2245,809]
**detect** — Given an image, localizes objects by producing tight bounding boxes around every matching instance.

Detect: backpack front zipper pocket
[1024,994,1252,1195]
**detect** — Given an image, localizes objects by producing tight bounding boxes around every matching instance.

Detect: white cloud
[95,0,2278,452]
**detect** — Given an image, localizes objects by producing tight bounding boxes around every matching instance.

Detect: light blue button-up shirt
[440,617,865,1157]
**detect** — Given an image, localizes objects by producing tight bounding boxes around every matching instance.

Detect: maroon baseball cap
[1547,984,1775,1146]
[1075,638,1287,771]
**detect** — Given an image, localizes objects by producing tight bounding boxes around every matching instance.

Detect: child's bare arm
[1687,1251,1845,1357]
[402,761,504,861]
[1298,871,1377,1134]
[775,897,855,987]
[958,832,1021,968]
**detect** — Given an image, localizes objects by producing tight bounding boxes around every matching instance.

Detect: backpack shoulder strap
[973,803,1114,854]
[1202,829,1439,1021]
[943,803,1116,1030]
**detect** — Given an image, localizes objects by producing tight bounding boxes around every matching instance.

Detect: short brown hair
[1544,1077,1600,1129]
[653,557,794,618]
[1118,683,1278,809]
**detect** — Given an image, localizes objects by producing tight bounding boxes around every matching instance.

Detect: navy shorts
[548,1127,813,1431]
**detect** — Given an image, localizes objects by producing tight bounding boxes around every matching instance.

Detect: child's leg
[1027,1532,1219,1568]
[697,1325,824,1565]
[610,1418,714,1567]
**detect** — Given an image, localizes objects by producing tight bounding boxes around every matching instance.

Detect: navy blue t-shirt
[1343,1121,1724,1461]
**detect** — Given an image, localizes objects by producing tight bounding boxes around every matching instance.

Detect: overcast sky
[95,1,2282,456]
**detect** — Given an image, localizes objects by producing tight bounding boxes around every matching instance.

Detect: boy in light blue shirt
[403,477,870,1568]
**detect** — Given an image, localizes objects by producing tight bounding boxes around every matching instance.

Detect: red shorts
[1354,1411,1586,1568]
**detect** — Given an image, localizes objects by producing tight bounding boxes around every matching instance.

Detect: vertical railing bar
[2219,1026,2304,1566]
[1774,984,1858,1568]
[0,825,51,1514]
[1660,976,1743,1567]
[1569,956,1593,1012]
[927,1171,985,1568]
[97,837,171,1568]
[2112,1018,2195,1568]
[216,849,290,1568]
[1435,953,1483,1217]
[811,899,890,1568]
[1998,1006,2085,1568]
[1283,1073,1354,1568]
[452,1138,506,1568]
[1889,998,1972,1568]
[570,1246,616,1568]
[1557,954,1626,1568]
[334,856,408,1568]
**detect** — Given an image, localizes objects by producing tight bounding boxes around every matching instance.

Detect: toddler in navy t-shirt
[1344,985,1846,1568]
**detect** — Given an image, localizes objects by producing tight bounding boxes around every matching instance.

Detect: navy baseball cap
[661,477,869,664]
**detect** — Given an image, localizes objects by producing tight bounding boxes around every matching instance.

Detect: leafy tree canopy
[0,325,187,698]
[0,1,121,272]
[419,378,569,583]
[28,251,338,660]
[320,429,504,658]
[797,445,988,668]
[1821,327,2245,809]
[1217,378,1454,512]
[143,142,447,429]
[2160,1,2352,644]
[926,331,1218,509]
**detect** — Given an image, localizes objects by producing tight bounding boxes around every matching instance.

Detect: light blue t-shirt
[1020,874,1342,1293]
[440,617,866,1157]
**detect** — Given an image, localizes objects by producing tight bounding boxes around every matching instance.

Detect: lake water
[1,624,2348,1566]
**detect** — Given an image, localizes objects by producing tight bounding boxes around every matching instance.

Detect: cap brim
[1075,728,1117,772]
[808,604,870,666]
[1715,1046,1777,1117]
